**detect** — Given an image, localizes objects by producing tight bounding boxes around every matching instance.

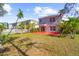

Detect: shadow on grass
[9,41,29,56]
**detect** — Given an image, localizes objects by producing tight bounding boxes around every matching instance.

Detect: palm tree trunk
[7,18,19,37]
[70,30,75,39]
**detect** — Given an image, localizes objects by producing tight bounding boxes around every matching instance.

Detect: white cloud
[34,7,42,14]
[76,8,79,11]
[44,8,58,15]
[3,4,12,16]
[75,7,79,11]
[34,6,58,17]
[62,15,69,21]
[3,4,12,12]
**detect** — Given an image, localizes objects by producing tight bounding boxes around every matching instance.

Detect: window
[39,19,42,22]
[53,26,56,31]
[50,18,53,22]
[50,26,53,31]
[50,18,55,22]
[50,26,56,31]
[53,18,55,22]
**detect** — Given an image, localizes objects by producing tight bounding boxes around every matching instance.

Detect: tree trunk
[7,18,19,37]
[70,31,75,39]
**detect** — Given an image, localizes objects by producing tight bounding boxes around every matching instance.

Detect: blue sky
[0,3,65,23]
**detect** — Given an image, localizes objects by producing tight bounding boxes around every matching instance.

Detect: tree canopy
[0,3,7,17]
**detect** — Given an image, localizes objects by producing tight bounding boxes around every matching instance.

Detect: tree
[17,9,24,19]
[58,17,79,39]
[16,22,26,33]
[58,3,78,38]
[17,22,25,29]
[1,9,24,53]
[0,3,8,52]
[0,23,5,34]
[26,20,39,32]
[64,3,76,14]
[0,3,7,34]
[67,17,79,39]
[0,3,7,17]
[7,9,24,36]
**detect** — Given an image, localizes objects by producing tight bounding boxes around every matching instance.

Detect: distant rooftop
[39,14,61,19]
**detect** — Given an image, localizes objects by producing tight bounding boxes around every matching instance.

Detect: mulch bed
[32,32,60,37]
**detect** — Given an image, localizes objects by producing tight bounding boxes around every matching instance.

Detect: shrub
[0,35,10,45]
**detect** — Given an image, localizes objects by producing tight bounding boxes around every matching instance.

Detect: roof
[39,15,58,19]
[9,19,38,25]
[39,13,64,20]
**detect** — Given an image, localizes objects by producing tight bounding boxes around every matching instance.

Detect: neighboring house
[2,20,38,34]
[39,14,63,32]
[8,19,39,29]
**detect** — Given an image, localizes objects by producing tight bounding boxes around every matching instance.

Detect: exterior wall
[39,18,50,24]
[8,23,13,29]
[39,15,62,32]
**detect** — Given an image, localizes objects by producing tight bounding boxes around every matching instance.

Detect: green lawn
[1,33,79,56]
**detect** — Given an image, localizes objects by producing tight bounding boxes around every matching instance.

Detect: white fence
[2,29,29,34]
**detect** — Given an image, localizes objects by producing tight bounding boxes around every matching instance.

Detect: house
[39,13,63,32]
[2,20,39,34]
[8,19,39,29]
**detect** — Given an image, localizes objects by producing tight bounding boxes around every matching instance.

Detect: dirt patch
[26,46,50,56]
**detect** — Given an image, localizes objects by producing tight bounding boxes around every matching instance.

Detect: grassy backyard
[0,33,79,56]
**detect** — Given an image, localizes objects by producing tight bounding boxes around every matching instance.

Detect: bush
[0,35,10,45]
[30,28,40,32]
[76,30,79,34]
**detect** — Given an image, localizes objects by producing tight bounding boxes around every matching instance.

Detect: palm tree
[16,22,25,33]
[58,17,79,39]
[7,9,24,36]
[17,9,24,19]
[67,17,79,39]
[25,20,37,32]
[17,22,25,29]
